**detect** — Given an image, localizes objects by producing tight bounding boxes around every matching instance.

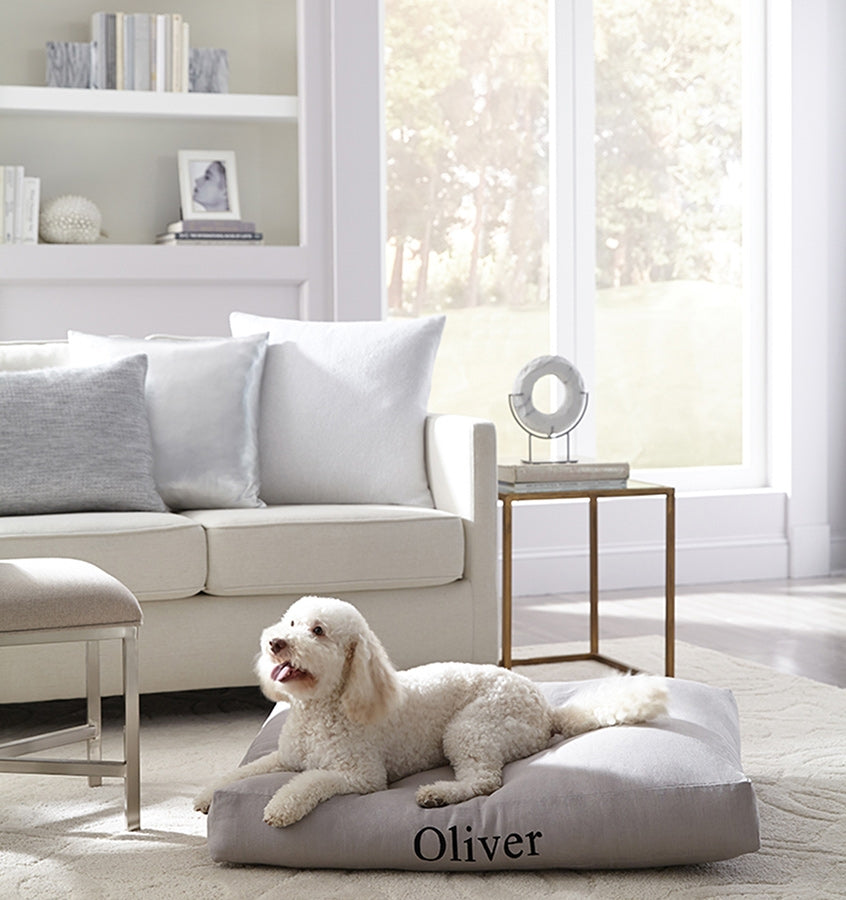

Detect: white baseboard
[497,488,792,596]
[498,536,790,596]
[830,534,846,574]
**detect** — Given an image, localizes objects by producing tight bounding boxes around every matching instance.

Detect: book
[121,12,133,90]
[154,14,168,92]
[497,459,630,486]
[156,231,264,244]
[104,12,117,89]
[181,22,190,92]
[115,11,125,90]
[171,14,183,92]
[133,13,152,91]
[167,219,257,233]
[156,239,264,246]
[90,13,106,89]
[21,177,41,244]
[499,478,629,494]
[158,230,263,240]
[11,165,24,242]
[2,166,22,243]
[0,168,40,244]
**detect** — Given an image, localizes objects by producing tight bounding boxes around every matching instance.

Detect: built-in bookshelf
[0,0,376,338]
[0,1,302,285]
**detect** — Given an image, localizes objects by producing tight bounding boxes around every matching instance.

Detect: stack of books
[90,12,190,92]
[498,459,630,493]
[156,220,263,246]
[46,13,228,93]
[1,165,40,244]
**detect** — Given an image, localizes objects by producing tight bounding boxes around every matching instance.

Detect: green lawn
[418,280,743,467]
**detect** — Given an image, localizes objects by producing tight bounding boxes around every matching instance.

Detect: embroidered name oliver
[413,824,543,863]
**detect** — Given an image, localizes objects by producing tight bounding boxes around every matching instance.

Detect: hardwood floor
[512,577,846,687]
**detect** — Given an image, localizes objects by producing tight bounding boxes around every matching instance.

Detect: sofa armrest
[425,414,498,662]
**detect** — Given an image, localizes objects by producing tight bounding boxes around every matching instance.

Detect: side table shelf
[499,480,676,677]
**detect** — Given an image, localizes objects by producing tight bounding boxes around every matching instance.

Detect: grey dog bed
[205,678,760,870]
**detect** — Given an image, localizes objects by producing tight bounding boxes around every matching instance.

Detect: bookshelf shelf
[0,242,309,282]
[0,85,298,123]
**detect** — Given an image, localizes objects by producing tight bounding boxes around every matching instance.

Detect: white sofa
[0,328,498,703]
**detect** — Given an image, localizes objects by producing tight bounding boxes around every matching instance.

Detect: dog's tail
[551,674,668,738]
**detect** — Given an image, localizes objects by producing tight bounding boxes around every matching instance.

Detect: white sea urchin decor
[39,195,102,243]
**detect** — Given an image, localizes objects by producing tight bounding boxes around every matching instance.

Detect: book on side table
[498,459,630,493]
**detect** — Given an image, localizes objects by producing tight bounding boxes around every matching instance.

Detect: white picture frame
[177,149,241,220]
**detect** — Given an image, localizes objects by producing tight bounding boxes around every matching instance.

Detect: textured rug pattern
[0,638,843,899]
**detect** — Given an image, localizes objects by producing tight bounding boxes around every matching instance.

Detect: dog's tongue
[271,663,301,682]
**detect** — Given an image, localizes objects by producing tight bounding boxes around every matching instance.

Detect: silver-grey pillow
[67,331,268,510]
[0,355,166,515]
[206,678,760,870]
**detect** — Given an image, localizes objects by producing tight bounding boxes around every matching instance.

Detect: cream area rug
[0,637,843,899]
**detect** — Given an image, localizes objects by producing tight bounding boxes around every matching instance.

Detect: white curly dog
[194,596,668,828]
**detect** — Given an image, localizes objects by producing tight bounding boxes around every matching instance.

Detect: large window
[385,0,765,484]
[592,0,764,484]
[385,0,550,462]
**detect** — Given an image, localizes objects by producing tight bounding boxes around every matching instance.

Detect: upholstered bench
[205,677,760,869]
[0,558,142,830]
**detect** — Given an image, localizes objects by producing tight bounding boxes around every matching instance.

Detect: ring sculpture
[508,355,588,462]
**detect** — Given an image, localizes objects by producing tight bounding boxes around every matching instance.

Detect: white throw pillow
[67,331,268,510]
[229,313,445,506]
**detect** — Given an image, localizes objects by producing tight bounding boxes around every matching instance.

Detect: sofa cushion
[182,505,464,595]
[0,355,166,516]
[0,511,206,601]
[0,340,69,371]
[66,331,268,511]
[206,678,760,870]
[229,313,444,508]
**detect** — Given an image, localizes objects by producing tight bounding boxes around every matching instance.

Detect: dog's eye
[312,625,324,636]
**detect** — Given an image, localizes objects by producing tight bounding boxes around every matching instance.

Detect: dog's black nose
[269,638,287,656]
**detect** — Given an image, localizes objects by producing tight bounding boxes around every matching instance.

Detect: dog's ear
[341,625,403,725]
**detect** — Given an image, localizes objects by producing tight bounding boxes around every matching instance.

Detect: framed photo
[177,150,241,220]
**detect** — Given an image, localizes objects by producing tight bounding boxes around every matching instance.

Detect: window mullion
[550,0,596,459]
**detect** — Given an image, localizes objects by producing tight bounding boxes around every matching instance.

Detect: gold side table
[499,480,675,676]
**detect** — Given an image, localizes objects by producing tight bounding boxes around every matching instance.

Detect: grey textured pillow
[67,331,268,510]
[206,678,760,870]
[0,355,166,515]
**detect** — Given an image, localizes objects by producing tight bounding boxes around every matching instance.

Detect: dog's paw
[193,788,214,814]
[263,794,307,828]
[415,784,449,808]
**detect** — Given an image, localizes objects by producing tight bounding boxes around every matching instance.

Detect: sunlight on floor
[512,578,846,687]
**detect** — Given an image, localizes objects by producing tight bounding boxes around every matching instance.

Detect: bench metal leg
[86,640,102,787]
[123,627,141,831]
